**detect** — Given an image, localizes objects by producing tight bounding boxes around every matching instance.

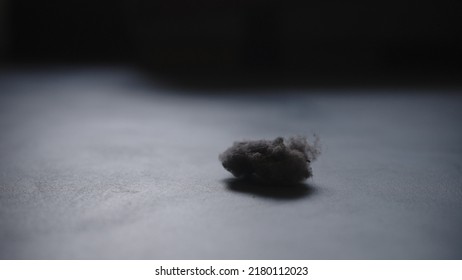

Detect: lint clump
[219,136,320,184]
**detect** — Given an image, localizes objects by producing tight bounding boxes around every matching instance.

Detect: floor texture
[1,68,461,259]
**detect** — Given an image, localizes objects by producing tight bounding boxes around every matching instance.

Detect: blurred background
[1,0,462,259]
[1,0,461,87]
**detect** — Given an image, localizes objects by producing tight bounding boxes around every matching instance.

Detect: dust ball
[219,136,320,183]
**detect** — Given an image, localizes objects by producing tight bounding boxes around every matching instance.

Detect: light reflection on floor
[0,67,461,259]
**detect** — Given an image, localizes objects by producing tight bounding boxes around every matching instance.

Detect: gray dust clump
[219,136,320,184]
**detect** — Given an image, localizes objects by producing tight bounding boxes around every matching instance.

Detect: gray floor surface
[1,68,461,259]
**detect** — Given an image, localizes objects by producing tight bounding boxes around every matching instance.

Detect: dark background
[1,0,462,260]
[1,0,462,85]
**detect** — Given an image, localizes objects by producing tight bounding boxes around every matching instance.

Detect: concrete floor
[0,68,461,259]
